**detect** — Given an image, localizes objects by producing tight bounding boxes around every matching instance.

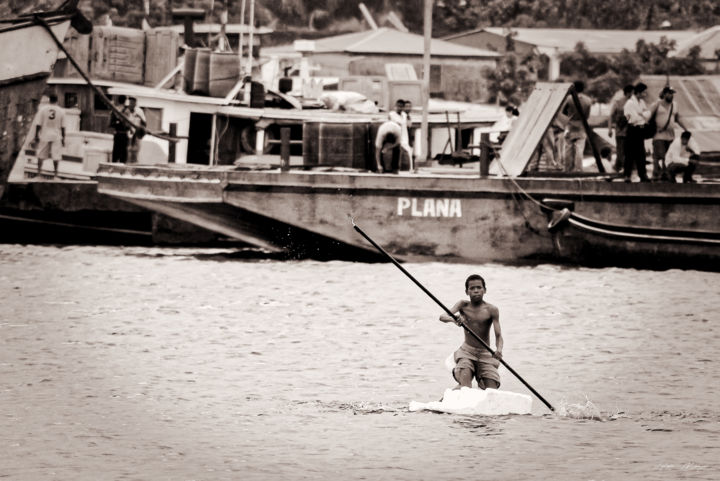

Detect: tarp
[642,75,720,153]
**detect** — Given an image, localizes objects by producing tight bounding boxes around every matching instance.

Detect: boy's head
[681,130,692,144]
[465,274,486,290]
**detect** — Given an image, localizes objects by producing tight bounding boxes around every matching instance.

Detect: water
[1,245,718,480]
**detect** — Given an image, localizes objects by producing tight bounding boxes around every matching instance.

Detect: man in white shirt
[33,94,65,178]
[126,97,146,163]
[388,99,413,169]
[665,131,700,183]
[622,82,651,182]
[375,121,402,173]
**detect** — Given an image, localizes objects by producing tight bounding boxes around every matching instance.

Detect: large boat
[0,0,91,198]
[95,82,720,268]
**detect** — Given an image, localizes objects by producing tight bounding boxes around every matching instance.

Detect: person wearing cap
[125,97,146,163]
[651,86,689,181]
[623,82,652,182]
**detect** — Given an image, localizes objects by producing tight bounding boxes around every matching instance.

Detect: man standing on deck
[109,95,130,163]
[33,94,65,178]
[608,85,633,172]
[439,274,503,390]
[623,82,652,182]
[651,86,688,181]
[126,97,146,164]
[562,80,593,172]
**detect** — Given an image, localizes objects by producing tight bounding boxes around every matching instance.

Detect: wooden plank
[494,82,571,177]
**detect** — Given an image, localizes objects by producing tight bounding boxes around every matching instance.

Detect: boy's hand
[455,314,466,326]
[493,350,503,360]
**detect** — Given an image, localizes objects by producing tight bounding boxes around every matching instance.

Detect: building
[671,25,720,73]
[261,27,500,102]
[444,27,696,80]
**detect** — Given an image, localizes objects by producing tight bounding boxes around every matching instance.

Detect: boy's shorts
[452,343,501,387]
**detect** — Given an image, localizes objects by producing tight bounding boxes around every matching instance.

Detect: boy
[439,274,503,390]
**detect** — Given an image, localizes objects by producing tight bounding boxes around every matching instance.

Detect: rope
[490,145,558,236]
[34,15,186,143]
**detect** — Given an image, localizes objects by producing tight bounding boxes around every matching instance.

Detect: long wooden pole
[420,0,432,164]
[238,0,246,71]
[352,220,555,412]
[245,0,255,75]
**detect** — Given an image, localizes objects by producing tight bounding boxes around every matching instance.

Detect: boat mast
[245,0,255,75]
[420,0,432,164]
[238,0,246,72]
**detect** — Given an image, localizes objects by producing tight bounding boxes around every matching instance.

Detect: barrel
[182,48,197,94]
[208,51,240,97]
[191,48,211,95]
[303,121,370,169]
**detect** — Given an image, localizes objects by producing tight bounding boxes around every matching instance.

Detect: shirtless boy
[439,274,503,390]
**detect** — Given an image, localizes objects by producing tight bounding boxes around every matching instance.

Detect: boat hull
[0,18,73,198]
[96,164,720,268]
[544,205,720,270]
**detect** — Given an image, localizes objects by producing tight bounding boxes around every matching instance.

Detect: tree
[485,39,543,105]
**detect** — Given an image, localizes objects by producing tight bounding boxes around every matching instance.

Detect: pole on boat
[245,0,255,75]
[420,0,432,165]
[238,0,246,72]
[351,219,555,412]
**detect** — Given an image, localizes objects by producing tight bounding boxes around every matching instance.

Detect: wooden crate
[90,26,145,84]
[144,29,181,87]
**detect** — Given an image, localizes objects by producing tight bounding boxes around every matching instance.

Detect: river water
[1,245,718,480]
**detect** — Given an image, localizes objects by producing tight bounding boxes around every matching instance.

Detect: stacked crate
[90,26,145,84]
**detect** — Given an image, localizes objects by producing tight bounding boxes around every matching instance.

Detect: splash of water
[555,395,625,421]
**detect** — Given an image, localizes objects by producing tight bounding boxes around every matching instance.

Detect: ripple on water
[1,245,719,481]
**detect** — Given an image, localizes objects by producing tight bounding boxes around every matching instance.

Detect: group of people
[609,83,699,183]
[374,99,413,173]
[32,94,147,177]
[110,95,146,164]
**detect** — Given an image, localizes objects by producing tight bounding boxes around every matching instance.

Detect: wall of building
[347,55,497,102]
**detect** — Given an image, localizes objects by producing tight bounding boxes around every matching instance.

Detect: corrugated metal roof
[642,75,720,153]
[671,25,720,58]
[153,24,273,35]
[447,27,696,54]
[263,27,500,58]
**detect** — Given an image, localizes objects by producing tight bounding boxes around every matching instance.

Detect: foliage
[484,42,544,105]
[5,0,720,34]
[558,37,706,103]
